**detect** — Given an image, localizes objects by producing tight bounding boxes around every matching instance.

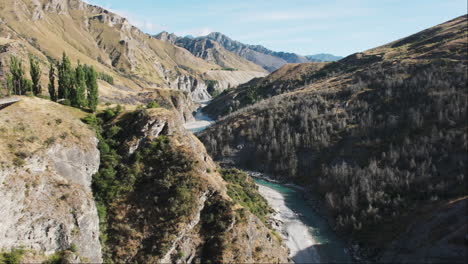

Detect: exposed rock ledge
[0,97,102,262]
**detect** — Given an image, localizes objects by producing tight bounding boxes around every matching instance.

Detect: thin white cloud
[176,27,214,37]
[243,7,373,22]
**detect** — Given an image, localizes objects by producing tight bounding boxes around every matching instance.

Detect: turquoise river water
[186,104,350,263]
[255,178,350,263]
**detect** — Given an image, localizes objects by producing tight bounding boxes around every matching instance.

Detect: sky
[84,0,466,57]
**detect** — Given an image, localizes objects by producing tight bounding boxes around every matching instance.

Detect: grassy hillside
[204,62,329,117]
[0,0,263,103]
[199,15,468,261]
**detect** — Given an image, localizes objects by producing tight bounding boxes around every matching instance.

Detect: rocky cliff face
[0,97,102,262]
[154,31,178,44]
[93,107,289,263]
[169,74,211,102]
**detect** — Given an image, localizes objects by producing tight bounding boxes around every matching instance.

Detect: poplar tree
[9,56,25,95]
[73,62,87,108]
[6,74,13,96]
[22,79,33,94]
[48,64,57,101]
[29,56,42,96]
[58,52,73,101]
[85,65,99,112]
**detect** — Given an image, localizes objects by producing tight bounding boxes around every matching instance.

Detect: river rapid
[186,104,350,263]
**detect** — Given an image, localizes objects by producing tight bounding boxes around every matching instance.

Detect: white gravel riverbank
[257,184,321,263]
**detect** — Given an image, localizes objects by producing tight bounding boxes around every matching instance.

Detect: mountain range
[155,31,342,72]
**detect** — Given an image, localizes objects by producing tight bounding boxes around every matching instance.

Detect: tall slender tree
[48,64,57,101]
[73,62,87,108]
[29,56,42,96]
[22,78,33,94]
[58,52,73,101]
[9,56,25,95]
[85,65,99,112]
[6,74,13,96]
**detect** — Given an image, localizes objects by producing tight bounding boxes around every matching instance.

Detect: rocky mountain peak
[154,31,179,44]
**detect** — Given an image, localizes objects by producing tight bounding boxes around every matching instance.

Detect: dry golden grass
[0,0,265,103]
[0,96,94,166]
[266,62,329,82]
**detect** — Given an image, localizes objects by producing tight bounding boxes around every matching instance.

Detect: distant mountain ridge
[306,53,343,62]
[154,31,269,92]
[205,32,309,72]
[156,31,340,72]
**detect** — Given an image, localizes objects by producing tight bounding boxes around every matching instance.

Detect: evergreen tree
[73,62,87,108]
[85,65,99,112]
[58,52,73,101]
[9,56,25,95]
[48,64,57,101]
[6,74,13,96]
[22,79,33,94]
[29,56,42,96]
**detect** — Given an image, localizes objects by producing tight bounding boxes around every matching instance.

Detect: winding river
[255,178,350,263]
[185,104,350,263]
[183,103,215,133]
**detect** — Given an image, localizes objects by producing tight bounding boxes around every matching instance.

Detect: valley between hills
[0,0,466,263]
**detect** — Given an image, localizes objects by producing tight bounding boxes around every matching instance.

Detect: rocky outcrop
[160,191,211,264]
[154,31,178,45]
[0,97,102,262]
[222,213,290,263]
[169,74,211,102]
[96,107,289,263]
[136,88,198,123]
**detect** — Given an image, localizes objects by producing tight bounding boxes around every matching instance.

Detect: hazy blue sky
[84,0,466,56]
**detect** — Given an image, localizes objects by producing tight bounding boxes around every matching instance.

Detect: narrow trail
[0,97,20,110]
